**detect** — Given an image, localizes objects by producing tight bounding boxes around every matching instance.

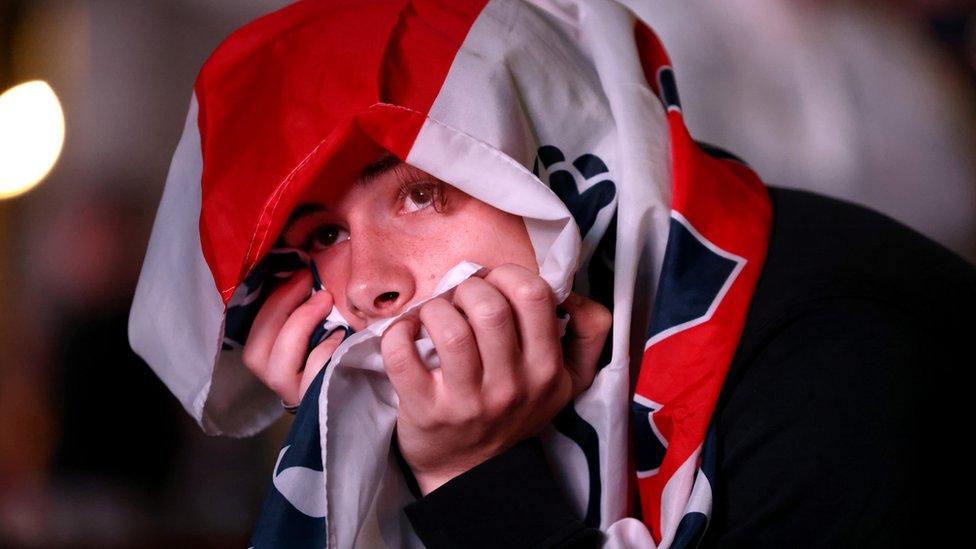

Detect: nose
[344,228,415,323]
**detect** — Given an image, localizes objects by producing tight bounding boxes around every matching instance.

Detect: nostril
[375,291,399,308]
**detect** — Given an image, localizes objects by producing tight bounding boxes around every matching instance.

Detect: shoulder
[703,298,973,547]
[704,294,971,545]
[732,185,976,383]
[718,296,925,441]
[707,183,976,545]
[746,186,976,332]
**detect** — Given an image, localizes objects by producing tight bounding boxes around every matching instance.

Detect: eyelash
[398,178,446,214]
[300,179,447,251]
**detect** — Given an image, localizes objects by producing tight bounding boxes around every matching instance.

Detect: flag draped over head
[128,0,773,546]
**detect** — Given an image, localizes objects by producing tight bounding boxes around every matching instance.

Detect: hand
[379,263,612,496]
[241,269,346,409]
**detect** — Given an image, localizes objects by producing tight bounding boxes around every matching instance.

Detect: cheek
[447,204,537,273]
[396,227,460,297]
[497,212,538,272]
[310,253,353,317]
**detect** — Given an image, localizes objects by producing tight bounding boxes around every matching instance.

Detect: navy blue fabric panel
[631,399,665,476]
[248,256,356,548]
[657,67,681,111]
[224,248,308,349]
[249,361,329,548]
[646,218,738,341]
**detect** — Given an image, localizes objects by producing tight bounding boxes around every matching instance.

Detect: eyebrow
[356,152,403,187]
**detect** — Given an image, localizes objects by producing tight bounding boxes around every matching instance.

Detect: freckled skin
[290,161,539,333]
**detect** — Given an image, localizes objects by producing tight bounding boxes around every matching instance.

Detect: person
[127,0,976,547]
[240,152,614,499]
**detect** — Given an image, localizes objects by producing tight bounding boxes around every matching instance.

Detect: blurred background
[0,0,973,547]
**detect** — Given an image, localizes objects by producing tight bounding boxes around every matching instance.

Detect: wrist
[391,428,473,498]
[410,444,525,495]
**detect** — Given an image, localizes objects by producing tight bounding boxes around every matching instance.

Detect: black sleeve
[396,433,604,548]
[701,296,971,548]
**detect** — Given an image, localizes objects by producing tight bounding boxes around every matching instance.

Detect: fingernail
[310,262,324,291]
[312,288,332,302]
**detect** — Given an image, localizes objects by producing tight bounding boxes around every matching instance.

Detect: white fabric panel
[127,94,283,437]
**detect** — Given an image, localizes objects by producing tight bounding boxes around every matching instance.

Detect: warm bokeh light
[0,80,66,200]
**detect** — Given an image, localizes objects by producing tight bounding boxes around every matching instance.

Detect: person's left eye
[399,180,444,214]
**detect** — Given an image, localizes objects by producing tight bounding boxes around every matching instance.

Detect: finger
[381,316,435,410]
[264,289,335,404]
[243,269,315,377]
[483,264,561,380]
[559,291,612,397]
[451,277,521,401]
[298,329,346,403]
[419,297,483,398]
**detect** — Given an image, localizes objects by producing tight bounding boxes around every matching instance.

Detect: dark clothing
[398,186,976,548]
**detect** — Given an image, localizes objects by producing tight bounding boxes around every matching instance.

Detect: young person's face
[280,155,539,332]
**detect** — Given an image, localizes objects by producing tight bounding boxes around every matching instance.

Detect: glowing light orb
[0,80,66,200]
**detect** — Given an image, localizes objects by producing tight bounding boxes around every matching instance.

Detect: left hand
[379,263,612,496]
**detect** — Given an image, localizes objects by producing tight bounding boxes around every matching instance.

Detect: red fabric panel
[193,0,488,303]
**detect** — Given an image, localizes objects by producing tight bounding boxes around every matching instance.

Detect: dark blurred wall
[0,2,294,546]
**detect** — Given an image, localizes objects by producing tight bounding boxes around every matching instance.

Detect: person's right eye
[304,224,349,251]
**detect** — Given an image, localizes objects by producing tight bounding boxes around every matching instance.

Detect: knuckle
[404,402,438,430]
[541,366,567,393]
[490,262,521,276]
[453,400,484,425]
[420,297,447,317]
[381,319,415,351]
[441,327,472,353]
[264,372,289,396]
[379,326,398,353]
[516,277,551,303]
[488,385,525,416]
[383,347,414,376]
[592,299,611,320]
[455,277,480,298]
[594,304,613,332]
[470,298,510,328]
[241,345,259,372]
[537,368,569,401]
[535,357,562,383]
[411,408,440,431]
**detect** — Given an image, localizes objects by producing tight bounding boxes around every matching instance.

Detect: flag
[128,1,772,546]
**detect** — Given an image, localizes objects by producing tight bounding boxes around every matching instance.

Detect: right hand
[241,269,346,408]
[380,264,612,495]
